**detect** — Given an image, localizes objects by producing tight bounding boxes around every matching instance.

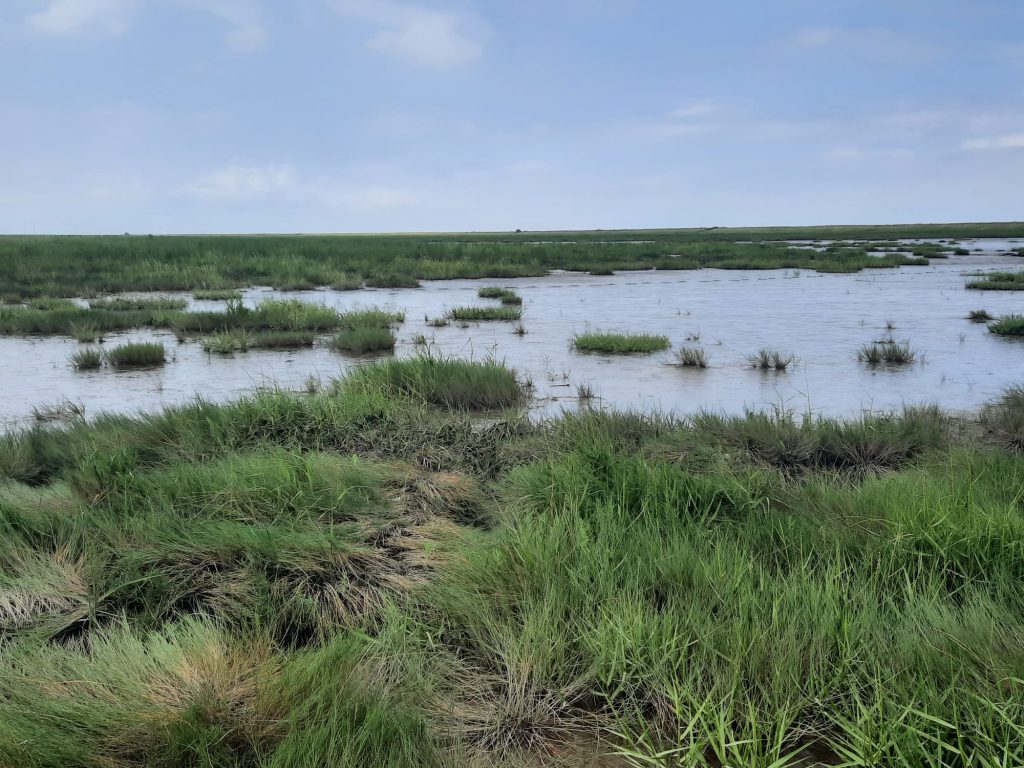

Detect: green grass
[572,331,670,354]
[0,226,996,299]
[674,345,709,367]
[172,298,345,337]
[105,341,167,367]
[338,307,405,328]
[858,341,917,364]
[989,314,1024,336]
[966,270,1024,290]
[447,305,523,322]
[328,327,397,354]
[345,356,524,409]
[2,373,1024,766]
[70,347,104,370]
[88,296,188,311]
[193,288,242,300]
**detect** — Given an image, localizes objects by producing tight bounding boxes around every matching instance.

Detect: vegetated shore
[2,222,1021,298]
[1,356,1022,767]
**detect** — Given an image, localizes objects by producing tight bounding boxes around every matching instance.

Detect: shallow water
[2,238,1022,428]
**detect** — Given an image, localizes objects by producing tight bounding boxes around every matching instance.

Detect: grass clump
[989,314,1024,336]
[967,309,994,322]
[193,288,242,300]
[674,345,709,367]
[477,286,522,305]
[172,298,343,337]
[330,274,364,291]
[338,307,405,329]
[329,327,396,354]
[70,347,104,370]
[366,273,420,289]
[345,356,524,409]
[70,323,103,343]
[980,386,1024,451]
[749,348,795,370]
[966,270,1024,290]
[447,305,523,322]
[858,341,916,364]
[88,295,187,311]
[105,341,167,367]
[572,331,670,354]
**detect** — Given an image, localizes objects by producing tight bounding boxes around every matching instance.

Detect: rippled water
[3,238,1022,429]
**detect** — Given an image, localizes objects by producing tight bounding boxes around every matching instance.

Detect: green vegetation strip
[0,225,995,299]
[1,361,1024,765]
[573,331,670,353]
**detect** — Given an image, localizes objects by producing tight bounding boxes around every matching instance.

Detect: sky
[1,0,1023,233]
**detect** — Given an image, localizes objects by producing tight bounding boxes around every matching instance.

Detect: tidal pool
[2,238,1022,429]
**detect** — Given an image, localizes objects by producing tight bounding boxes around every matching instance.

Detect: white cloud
[786,26,936,62]
[328,0,484,70]
[182,164,300,201]
[180,164,421,210]
[27,0,267,51]
[962,132,1024,151]
[670,101,718,119]
[28,0,131,36]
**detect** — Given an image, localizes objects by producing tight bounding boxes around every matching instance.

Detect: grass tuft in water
[674,345,709,367]
[967,309,994,322]
[328,327,396,354]
[193,289,242,301]
[965,270,1024,290]
[988,314,1024,336]
[88,296,187,311]
[70,347,105,370]
[105,342,167,367]
[858,341,916,364]
[749,348,795,370]
[448,306,523,322]
[345,355,524,409]
[572,331,670,354]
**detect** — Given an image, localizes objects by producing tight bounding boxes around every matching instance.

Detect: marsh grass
[30,399,85,422]
[967,309,994,322]
[328,327,397,354]
[512,322,527,336]
[426,316,449,328]
[6,339,1024,767]
[330,275,364,291]
[105,342,167,367]
[88,296,187,311]
[858,341,916,364]
[448,306,523,322]
[989,314,1024,336]
[966,271,1024,290]
[338,307,405,328]
[749,348,795,370]
[572,331,670,354]
[70,323,104,343]
[345,356,524,409]
[172,298,344,337]
[70,347,105,370]
[674,345,709,367]
[366,273,420,289]
[193,289,242,301]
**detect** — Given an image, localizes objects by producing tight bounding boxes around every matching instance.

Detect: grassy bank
[0,361,1023,766]
[0,224,1000,299]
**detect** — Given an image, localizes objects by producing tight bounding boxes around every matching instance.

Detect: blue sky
[2,0,1023,233]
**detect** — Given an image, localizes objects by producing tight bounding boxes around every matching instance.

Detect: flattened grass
[572,331,670,354]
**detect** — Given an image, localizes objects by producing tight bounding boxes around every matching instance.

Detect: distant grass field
[2,221,1016,298]
[1,360,1023,766]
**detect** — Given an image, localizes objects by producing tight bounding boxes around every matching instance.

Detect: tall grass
[858,341,916,364]
[572,331,670,354]
[70,347,104,370]
[749,348,795,370]
[2,382,1024,765]
[328,327,397,354]
[447,306,522,321]
[674,345,709,367]
[105,342,167,367]
[965,270,1024,290]
[345,356,524,409]
[989,314,1024,336]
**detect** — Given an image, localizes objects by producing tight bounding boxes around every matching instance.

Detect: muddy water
[2,239,1022,428]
